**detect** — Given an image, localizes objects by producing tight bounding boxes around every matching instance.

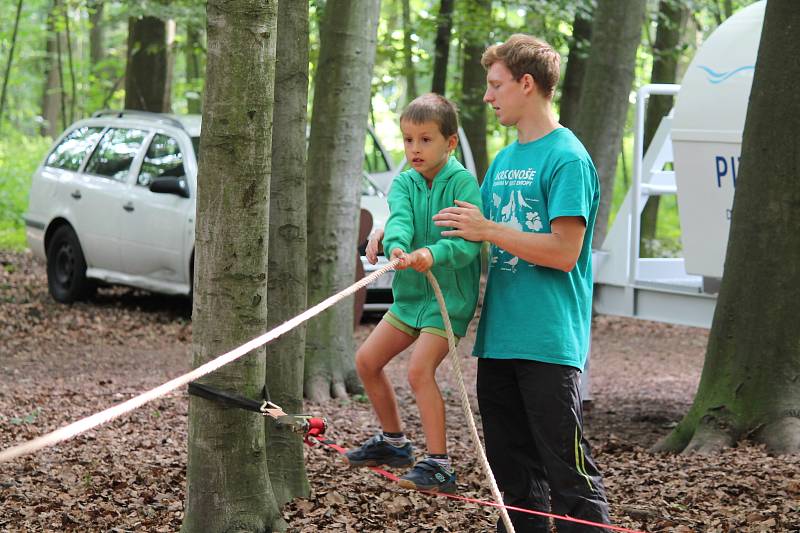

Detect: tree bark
[265,0,310,506]
[182,1,283,531]
[655,1,800,455]
[0,0,24,132]
[572,0,646,248]
[63,5,76,123]
[305,0,381,402]
[41,0,61,137]
[125,15,172,112]
[431,0,454,95]
[460,0,492,181]
[640,0,688,256]
[559,2,593,130]
[402,0,417,103]
[88,0,104,70]
[185,24,204,115]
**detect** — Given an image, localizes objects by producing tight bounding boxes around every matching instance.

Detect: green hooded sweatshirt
[382,156,483,337]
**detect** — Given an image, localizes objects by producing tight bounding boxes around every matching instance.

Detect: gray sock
[382,431,408,448]
[427,453,453,473]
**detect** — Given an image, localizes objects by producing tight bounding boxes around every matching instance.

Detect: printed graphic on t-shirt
[489,168,542,273]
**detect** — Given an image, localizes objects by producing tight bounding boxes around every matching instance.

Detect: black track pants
[477,358,610,533]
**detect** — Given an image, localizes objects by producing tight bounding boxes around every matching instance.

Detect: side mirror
[149,176,190,198]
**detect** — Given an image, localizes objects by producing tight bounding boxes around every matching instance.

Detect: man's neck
[515,102,560,144]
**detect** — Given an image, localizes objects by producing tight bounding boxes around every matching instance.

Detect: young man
[433,34,611,532]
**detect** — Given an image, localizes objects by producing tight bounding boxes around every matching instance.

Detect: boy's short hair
[400,93,459,138]
[481,34,561,99]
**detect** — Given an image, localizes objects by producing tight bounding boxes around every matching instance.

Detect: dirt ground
[1,250,798,532]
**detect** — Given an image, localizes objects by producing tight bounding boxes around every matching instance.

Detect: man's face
[483,61,525,127]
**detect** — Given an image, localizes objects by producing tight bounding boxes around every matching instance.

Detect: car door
[73,127,149,272]
[116,132,193,286]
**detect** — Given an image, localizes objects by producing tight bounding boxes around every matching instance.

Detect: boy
[433,35,611,532]
[346,93,482,494]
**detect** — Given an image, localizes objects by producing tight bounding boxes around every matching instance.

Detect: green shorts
[383,311,459,343]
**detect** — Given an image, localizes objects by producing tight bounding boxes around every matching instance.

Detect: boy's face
[484,61,528,127]
[400,119,458,181]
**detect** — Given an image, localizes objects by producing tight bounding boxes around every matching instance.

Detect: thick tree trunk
[655,1,800,455]
[265,0,310,507]
[305,0,380,402]
[402,0,417,103]
[185,24,204,115]
[41,1,61,137]
[640,0,688,256]
[431,0,454,95]
[182,1,283,531]
[572,0,646,248]
[559,3,592,130]
[460,0,491,181]
[125,16,172,112]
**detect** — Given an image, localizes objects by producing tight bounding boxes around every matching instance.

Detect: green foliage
[0,130,51,250]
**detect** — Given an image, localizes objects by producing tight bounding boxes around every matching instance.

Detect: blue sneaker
[398,458,457,493]
[345,434,415,468]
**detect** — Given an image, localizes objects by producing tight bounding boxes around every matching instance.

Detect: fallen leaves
[1,251,799,532]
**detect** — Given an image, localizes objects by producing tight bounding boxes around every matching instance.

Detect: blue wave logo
[698,65,755,84]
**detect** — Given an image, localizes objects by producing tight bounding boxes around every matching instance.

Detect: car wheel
[46,225,95,303]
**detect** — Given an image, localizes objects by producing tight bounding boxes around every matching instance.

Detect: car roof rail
[91,109,186,131]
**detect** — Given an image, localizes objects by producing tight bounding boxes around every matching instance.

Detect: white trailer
[582,1,765,400]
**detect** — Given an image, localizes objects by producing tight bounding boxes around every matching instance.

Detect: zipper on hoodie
[417,179,433,325]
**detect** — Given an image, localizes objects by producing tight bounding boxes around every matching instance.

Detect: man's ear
[521,73,536,95]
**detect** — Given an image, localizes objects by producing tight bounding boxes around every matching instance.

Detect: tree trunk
[185,24,204,115]
[559,2,593,130]
[265,0,310,507]
[305,0,381,402]
[460,0,492,181]
[431,0,454,95]
[0,0,24,132]
[402,0,417,103]
[182,1,283,531]
[572,0,646,248]
[88,0,104,70]
[640,0,688,256]
[63,5,76,123]
[655,1,800,455]
[125,15,172,112]
[41,1,61,137]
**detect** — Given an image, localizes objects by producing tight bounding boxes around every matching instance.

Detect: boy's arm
[425,175,484,269]
[381,176,414,257]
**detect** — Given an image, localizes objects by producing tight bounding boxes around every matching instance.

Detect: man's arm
[432,200,586,272]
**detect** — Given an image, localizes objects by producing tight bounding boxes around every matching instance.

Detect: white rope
[0,259,400,464]
[425,270,516,533]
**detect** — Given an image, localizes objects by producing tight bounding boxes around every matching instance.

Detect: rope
[0,258,400,464]
[424,270,515,533]
[316,436,645,533]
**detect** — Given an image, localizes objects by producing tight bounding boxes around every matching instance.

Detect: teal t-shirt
[472,128,599,371]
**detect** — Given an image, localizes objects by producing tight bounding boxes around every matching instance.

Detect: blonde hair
[481,34,561,99]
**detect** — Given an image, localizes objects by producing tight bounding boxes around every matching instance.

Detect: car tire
[46,225,96,303]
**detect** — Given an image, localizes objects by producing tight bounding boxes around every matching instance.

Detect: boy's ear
[447,134,459,152]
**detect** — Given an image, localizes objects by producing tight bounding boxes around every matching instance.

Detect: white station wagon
[25,110,398,305]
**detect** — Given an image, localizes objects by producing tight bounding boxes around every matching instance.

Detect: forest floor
[1,249,798,533]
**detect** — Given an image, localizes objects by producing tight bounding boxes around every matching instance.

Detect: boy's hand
[390,248,409,270]
[365,228,384,265]
[406,247,434,272]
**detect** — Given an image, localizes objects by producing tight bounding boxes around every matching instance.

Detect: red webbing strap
[313,437,646,533]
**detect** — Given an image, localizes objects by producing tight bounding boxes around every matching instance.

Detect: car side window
[84,127,148,182]
[45,126,104,171]
[138,134,185,187]
[364,131,390,174]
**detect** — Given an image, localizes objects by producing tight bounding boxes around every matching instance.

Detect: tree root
[756,415,800,453]
[682,414,736,454]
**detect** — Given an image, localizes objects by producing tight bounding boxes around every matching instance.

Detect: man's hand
[365,228,385,265]
[432,200,490,242]
[405,247,434,272]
